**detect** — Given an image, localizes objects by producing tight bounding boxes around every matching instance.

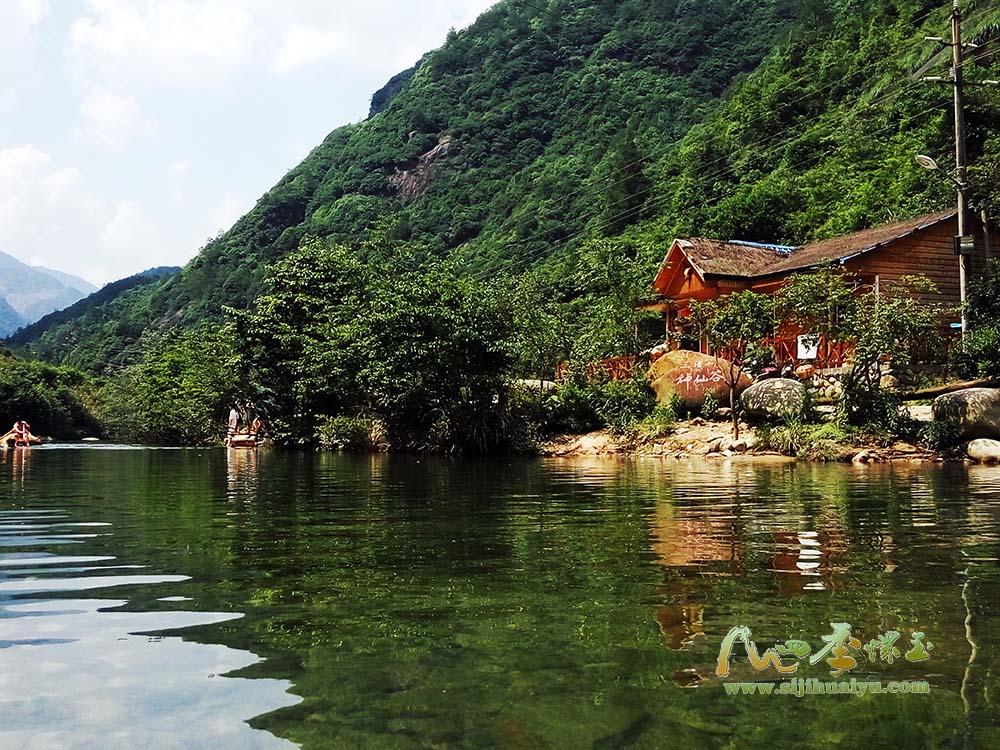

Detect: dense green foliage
[8,0,1000,446]
[0,351,100,438]
[98,328,239,445]
[778,265,942,429]
[689,290,775,437]
[956,259,1000,377]
[229,242,517,452]
[10,267,181,374]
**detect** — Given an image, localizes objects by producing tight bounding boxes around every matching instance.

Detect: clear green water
[1,447,999,749]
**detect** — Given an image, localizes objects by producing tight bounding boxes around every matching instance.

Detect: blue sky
[0,0,498,285]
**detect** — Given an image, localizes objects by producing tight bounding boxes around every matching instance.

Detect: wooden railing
[714,336,852,369]
[556,355,639,382]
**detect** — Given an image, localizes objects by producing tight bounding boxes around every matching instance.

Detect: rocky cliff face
[369,64,420,117]
[388,135,458,202]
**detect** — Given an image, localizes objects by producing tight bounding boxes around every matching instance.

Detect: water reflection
[226,447,260,503]
[0,495,300,749]
[4,450,1000,748]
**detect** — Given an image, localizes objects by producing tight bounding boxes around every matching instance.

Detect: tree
[956,259,1000,378]
[600,128,651,234]
[573,237,660,362]
[227,240,368,442]
[507,273,573,384]
[230,240,517,452]
[100,327,238,445]
[689,291,774,439]
[777,265,942,429]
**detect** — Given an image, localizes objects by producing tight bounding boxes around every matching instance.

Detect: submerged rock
[967,438,1000,464]
[932,388,1000,439]
[740,378,808,421]
[648,350,750,412]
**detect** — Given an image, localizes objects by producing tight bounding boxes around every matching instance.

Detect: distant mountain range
[0,251,98,336]
[6,266,181,370]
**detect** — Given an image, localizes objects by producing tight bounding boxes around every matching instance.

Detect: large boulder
[648,350,750,412]
[512,379,558,394]
[932,388,1000,439]
[740,378,808,421]
[967,439,1000,464]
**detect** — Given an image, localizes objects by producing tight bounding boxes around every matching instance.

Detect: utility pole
[952,0,970,337]
[980,201,992,264]
[921,1,991,337]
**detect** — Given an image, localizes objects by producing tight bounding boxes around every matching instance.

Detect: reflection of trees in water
[643,459,999,746]
[41,451,994,749]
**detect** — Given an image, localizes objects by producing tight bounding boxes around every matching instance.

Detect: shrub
[917,420,961,451]
[542,382,602,435]
[756,419,848,460]
[591,377,656,435]
[315,415,384,451]
[701,392,720,420]
[637,403,676,440]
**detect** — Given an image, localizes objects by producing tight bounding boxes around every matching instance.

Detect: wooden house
[644,210,993,366]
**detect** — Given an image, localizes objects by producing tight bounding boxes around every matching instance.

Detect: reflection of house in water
[654,603,705,650]
[766,531,848,595]
[649,503,739,650]
[650,511,738,572]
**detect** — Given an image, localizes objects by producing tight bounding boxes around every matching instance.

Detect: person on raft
[1,420,36,447]
[226,405,241,446]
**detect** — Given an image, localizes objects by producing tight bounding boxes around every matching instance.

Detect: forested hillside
[12,0,793,369]
[6,267,180,368]
[12,0,1000,376]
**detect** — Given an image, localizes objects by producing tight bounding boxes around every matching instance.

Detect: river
[0,446,997,749]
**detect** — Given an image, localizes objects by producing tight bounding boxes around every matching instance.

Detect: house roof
[663,209,958,287]
[676,238,795,278]
[767,209,958,276]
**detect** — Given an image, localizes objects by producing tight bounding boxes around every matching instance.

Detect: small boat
[0,430,41,447]
[227,433,259,449]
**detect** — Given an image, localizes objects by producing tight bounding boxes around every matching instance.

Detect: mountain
[0,251,99,336]
[8,267,181,370]
[0,298,27,337]
[31,266,97,296]
[12,0,1000,371]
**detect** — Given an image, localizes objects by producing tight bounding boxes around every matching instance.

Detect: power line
[470,35,1000,279]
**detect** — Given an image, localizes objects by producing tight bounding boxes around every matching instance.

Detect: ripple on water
[0,507,301,750]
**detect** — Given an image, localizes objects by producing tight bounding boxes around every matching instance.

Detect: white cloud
[212,194,246,234]
[0,145,51,180]
[80,85,140,145]
[0,145,113,284]
[101,200,153,252]
[41,167,83,202]
[270,26,345,74]
[260,0,498,73]
[0,1,50,109]
[66,0,498,82]
[169,160,189,178]
[68,0,257,84]
[7,0,49,28]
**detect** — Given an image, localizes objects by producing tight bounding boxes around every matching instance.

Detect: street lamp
[915,153,972,335]
[915,154,941,172]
